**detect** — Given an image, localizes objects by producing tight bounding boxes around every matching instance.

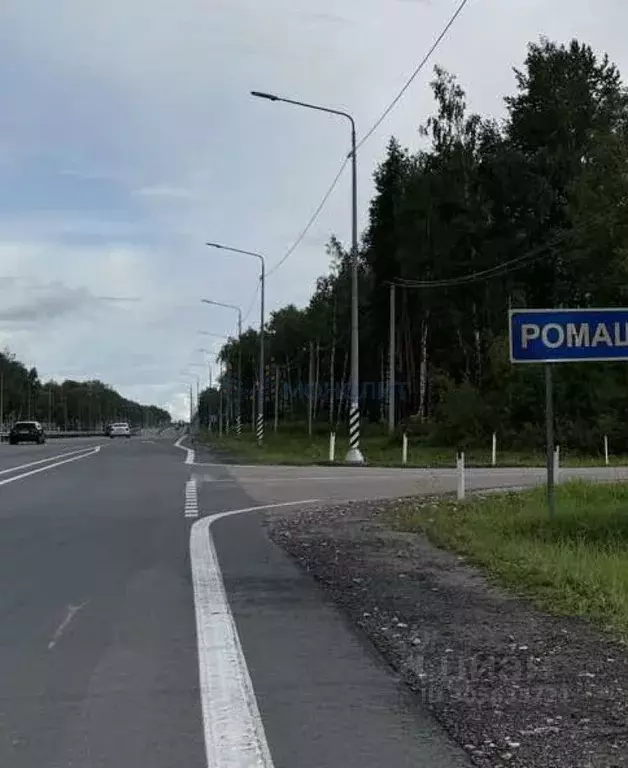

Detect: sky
[0,0,626,419]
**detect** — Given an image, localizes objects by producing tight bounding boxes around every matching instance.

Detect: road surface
[1,430,624,767]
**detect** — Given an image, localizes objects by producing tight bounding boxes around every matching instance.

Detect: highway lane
[189,443,471,768]
[0,431,473,768]
[191,452,628,506]
[0,435,205,768]
[0,437,104,475]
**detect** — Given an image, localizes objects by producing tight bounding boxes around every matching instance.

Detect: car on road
[108,422,131,438]
[9,421,46,445]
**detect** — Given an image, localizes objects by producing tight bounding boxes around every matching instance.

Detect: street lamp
[201,299,243,437]
[206,242,265,445]
[251,90,363,463]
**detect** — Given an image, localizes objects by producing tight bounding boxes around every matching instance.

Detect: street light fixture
[251,89,363,463]
[201,299,243,437]
[206,242,265,445]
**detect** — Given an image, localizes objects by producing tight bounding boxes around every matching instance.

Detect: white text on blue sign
[509,309,628,363]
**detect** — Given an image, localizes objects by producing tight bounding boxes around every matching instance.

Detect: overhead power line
[242,281,261,325]
[266,0,472,279]
[357,0,472,151]
[392,227,577,290]
[267,157,350,279]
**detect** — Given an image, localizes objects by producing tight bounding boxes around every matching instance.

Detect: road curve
[13,431,624,767]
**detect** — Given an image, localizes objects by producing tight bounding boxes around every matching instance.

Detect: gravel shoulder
[264,498,628,768]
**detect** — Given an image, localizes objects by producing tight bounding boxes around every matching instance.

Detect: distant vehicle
[109,422,131,438]
[9,421,46,445]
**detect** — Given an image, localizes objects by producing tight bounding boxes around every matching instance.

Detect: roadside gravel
[265,497,628,768]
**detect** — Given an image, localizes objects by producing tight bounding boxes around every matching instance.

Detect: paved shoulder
[202,494,469,768]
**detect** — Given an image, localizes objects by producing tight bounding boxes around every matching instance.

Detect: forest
[0,349,170,430]
[198,38,628,453]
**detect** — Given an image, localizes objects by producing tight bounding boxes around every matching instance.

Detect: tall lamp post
[201,299,243,437]
[206,242,265,445]
[251,90,363,463]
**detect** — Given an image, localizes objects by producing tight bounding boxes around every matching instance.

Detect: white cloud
[132,184,196,200]
[1,0,626,412]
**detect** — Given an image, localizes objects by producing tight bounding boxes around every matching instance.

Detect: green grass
[389,482,628,637]
[198,427,627,468]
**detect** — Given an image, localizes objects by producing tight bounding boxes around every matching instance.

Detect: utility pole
[48,385,52,429]
[274,364,279,432]
[250,91,362,462]
[330,298,336,426]
[388,283,396,435]
[308,340,315,437]
[226,365,232,435]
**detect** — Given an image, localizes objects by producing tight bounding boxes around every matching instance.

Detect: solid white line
[0,445,100,477]
[174,435,195,465]
[190,498,320,768]
[0,446,101,487]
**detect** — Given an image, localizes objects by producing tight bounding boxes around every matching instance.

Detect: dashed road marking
[48,600,90,650]
[190,499,320,768]
[184,478,199,518]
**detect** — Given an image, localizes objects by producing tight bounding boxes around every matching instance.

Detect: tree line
[0,349,170,430]
[199,37,628,453]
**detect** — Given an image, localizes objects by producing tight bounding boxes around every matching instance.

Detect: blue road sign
[509,308,628,363]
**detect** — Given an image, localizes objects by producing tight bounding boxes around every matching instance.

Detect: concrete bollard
[402,432,408,465]
[456,452,465,500]
[329,432,336,463]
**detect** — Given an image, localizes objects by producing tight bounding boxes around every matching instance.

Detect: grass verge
[199,429,627,468]
[389,481,628,637]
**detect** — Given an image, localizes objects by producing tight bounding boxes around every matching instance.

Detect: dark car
[9,421,46,445]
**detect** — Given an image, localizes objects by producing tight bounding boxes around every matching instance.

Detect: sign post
[545,364,555,519]
[509,308,628,518]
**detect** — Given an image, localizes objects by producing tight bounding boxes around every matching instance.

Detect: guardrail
[0,430,110,442]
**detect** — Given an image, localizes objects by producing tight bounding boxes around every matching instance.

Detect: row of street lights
[203,89,363,463]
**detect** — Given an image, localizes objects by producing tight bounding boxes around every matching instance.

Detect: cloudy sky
[0,0,625,418]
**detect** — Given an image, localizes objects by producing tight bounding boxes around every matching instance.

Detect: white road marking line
[0,445,100,476]
[174,435,195,465]
[185,478,199,518]
[190,499,320,768]
[0,446,101,487]
[48,600,90,650]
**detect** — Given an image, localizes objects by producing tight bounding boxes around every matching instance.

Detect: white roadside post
[402,431,408,465]
[329,432,336,463]
[491,432,497,467]
[554,444,560,483]
[604,435,609,466]
[456,451,466,500]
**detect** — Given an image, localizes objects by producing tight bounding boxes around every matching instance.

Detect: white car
[109,422,131,438]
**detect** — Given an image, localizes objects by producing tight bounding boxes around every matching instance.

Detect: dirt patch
[264,498,628,768]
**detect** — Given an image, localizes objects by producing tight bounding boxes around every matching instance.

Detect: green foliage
[389,482,628,636]
[0,349,170,429]
[208,36,628,452]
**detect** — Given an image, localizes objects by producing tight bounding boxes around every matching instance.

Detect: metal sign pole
[545,363,555,519]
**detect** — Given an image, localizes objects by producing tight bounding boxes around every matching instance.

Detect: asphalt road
[9,430,624,767]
